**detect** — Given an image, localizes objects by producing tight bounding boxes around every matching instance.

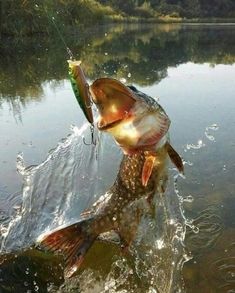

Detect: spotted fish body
[38,80,183,278]
[94,149,169,230]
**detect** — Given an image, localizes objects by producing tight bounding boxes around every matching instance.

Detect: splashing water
[205,123,219,142]
[0,123,122,252]
[0,123,187,292]
[185,139,205,151]
[184,123,219,152]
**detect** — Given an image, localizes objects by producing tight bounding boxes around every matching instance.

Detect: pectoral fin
[142,155,156,186]
[166,142,184,174]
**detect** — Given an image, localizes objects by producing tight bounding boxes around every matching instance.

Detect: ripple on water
[204,232,235,293]
[185,206,223,254]
[184,228,235,293]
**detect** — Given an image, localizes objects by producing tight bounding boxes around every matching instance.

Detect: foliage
[1,24,235,104]
[1,0,235,36]
[0,0,118,35]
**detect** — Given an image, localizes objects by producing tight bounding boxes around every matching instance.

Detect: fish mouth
[90,78,136,130]
[97,118,124,131]
[90,78,170,153]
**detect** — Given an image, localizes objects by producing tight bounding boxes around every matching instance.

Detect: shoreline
[1,18,235,37]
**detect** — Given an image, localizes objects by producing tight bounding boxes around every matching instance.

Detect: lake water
[0,24,235,292]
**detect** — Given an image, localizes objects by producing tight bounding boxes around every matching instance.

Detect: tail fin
[37,220,97,278]
[166,142,184,174]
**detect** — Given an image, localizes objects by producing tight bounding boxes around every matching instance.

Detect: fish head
[90,78,170,154]
[90,78,136,130]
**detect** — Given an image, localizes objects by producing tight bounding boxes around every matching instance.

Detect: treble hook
[83,124,96,146]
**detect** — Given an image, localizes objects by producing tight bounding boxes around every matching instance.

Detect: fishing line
[40,3,97,146]
[41,3,74,60]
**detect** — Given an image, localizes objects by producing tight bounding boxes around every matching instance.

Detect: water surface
[0,23,235,292]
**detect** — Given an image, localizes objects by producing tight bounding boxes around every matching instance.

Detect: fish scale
[38,79,183,278]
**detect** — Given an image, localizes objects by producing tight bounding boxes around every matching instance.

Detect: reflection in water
[1,24,235,112]
[0,24,235,292]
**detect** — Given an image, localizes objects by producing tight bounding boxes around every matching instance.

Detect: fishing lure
[68,60,94,124]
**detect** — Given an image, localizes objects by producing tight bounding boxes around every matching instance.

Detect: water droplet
[192,225,199,234]
[209,123,219,130]
[169,219,175,225]
[183,160,193,166]
[155,238,164,249]
[205,123,219,141]
[185,139,205,150]
[120,78,127,83]
[16,153,26,175]
[183,195,194,203]
[25,269,29,275]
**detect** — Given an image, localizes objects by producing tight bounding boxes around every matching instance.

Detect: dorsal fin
[166,142,184,174]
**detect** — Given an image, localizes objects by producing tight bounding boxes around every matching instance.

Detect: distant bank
[0,15,235,36]
[1,0,235,36]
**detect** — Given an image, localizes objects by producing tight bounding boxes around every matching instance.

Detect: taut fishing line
[39,2,96,145]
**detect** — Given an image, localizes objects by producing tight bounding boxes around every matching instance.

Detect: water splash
[205,123,219,142]
[0,123,121,252]
[0,124,187,292]
[184,123,219,152]
[185,139,205,151]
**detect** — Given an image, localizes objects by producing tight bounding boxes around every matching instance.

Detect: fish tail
[37,219,97,278]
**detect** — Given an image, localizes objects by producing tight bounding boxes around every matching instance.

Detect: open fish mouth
[90,78,137,130]
[90,78,170,152]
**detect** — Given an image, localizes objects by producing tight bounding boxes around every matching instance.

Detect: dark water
[0,24,235,292]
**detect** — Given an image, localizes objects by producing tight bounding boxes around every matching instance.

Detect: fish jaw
[103,99,170,154]
[90,78,136,130]
[90,78,170,153]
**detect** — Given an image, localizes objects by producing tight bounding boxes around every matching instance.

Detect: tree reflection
[0,24,235,108]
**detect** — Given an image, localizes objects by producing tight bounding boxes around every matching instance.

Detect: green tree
[183,0,201,17]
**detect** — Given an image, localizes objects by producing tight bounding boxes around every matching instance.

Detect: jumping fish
[37,78,183,278]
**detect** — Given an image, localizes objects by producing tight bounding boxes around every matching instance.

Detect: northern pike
[37,78,183,278]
